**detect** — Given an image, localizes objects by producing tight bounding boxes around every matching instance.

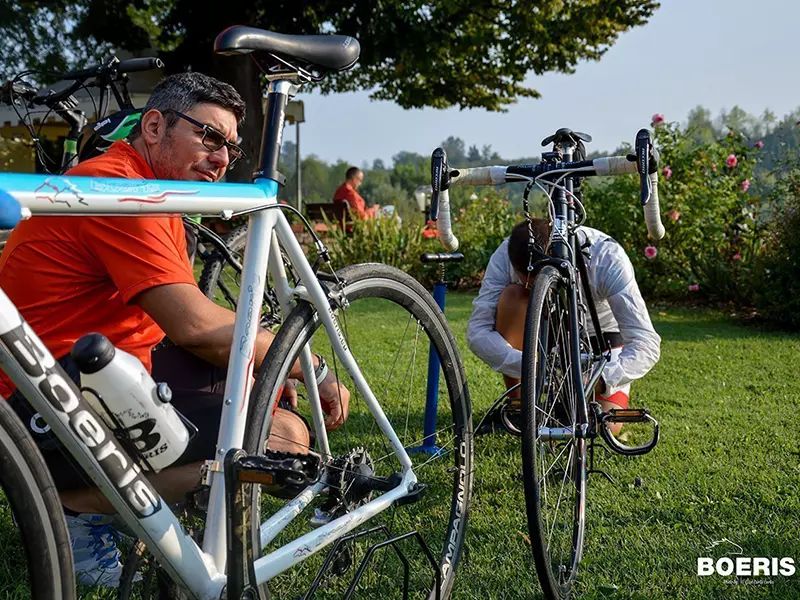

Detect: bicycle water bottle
[71,333,190,472]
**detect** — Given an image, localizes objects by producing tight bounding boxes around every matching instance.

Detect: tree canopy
[1,0,658,177]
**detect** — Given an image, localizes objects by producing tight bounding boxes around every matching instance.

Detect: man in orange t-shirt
[1,72,350,587]
[333,166,377,219]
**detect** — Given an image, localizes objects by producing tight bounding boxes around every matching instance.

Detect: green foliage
[585,120,762,302]
[324,211,433,280]
[446,191,520,287]
[0,138,35,172]
[323,191,518,288]
[0,0,658,178]
[751,152,800,328]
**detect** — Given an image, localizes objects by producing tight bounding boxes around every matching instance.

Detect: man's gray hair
[129,72,245,140]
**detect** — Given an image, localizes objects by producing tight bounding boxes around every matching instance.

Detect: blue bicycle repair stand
[409,252,464,456]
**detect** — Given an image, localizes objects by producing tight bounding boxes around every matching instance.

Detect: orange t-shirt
[333,182,369,219]
[0,141,196,397]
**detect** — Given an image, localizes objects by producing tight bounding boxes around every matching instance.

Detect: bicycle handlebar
[0,80,38,105]
[430,134,666,245]
[61,57,164,81]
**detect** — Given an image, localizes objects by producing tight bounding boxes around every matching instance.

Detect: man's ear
[139,109,167,144]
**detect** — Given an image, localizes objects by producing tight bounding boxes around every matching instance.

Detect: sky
[294,0,800,167]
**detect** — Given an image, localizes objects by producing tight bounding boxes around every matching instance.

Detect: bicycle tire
[0,398,76,599]
[521,266,587,600]
[244,262,473,600]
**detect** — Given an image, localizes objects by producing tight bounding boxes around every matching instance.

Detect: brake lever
[430,147,449,221]
[634,129,659,206]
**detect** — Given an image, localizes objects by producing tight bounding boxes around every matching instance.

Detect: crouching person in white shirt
[466,219,661,434]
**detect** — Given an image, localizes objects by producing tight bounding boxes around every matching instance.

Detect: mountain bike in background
[430,127,663,600]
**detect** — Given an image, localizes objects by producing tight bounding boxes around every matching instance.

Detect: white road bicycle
[0,26,473,600]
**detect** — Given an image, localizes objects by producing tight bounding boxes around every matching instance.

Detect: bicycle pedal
[235,450,322,498]
[606,408,652,423]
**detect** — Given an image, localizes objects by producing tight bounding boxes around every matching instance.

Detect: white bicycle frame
[0,83,421,599]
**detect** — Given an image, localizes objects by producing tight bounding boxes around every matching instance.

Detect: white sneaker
[65,513,124,588]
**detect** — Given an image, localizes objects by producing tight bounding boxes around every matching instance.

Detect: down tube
[0,290,224,599]
[273,214,415,472]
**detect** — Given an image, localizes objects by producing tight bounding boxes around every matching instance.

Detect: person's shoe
[65,513,124,588]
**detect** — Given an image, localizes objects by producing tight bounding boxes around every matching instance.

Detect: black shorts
[8,344,228,491]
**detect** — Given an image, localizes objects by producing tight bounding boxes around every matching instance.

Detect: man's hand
[281,378,299,410]
[318,371,350,431]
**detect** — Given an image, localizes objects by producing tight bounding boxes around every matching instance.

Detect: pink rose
[726,154,738,168]
[688,284,700,292]
[741,179,751,192]
[668,209,681,221]
[732,253,742,261]
[651,113,665,126]
[644,246,658,259]
[755,141,764,150]
[662,165,672,179]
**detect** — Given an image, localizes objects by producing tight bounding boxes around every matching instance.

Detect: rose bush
[584,118,763,302]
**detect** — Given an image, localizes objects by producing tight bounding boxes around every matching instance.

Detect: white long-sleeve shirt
[466,227,661,388]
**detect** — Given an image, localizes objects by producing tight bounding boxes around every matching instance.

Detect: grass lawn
[443,294,800,600]
[1,291,798,599]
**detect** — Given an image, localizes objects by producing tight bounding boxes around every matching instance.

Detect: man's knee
[268,408,311,454]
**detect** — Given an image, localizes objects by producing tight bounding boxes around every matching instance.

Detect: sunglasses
[162,109,245,169]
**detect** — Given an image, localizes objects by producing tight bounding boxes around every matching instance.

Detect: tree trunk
[208,54,264,183]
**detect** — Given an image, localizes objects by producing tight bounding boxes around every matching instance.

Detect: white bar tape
[593,156,637,176]
[436,189,459,251]
[449,166,508,187]
[644,172,665,240]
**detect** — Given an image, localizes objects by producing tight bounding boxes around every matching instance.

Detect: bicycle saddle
[541,128,592,147]
[214,26,360,72]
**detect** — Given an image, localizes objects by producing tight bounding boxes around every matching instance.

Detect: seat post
[253,79,297,186]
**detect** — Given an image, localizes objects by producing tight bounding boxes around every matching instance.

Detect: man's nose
[208,146,230,170]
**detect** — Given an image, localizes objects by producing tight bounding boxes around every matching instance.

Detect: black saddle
[541,127,592,148]
[214,26,360,73]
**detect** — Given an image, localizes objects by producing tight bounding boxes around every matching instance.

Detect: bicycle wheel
[244,263,473,600]
[197,224,281,327]
[0,398,75,599]
[521,266,587,600]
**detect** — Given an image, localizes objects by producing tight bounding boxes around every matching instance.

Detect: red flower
[422,229,438,239]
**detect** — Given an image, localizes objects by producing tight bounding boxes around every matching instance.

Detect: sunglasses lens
[202,130,226,152]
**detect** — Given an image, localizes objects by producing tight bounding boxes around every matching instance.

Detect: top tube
[0,172,279,217]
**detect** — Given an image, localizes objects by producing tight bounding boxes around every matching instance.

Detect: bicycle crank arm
[595,406,660,456]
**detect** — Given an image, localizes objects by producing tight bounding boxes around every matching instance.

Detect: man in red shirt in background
[0,72,350,587]
[333,166,377,219]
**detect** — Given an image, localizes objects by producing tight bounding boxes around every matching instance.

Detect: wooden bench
[290,202,351,237]
[305,202,349,228]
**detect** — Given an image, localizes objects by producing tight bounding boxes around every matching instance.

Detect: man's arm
[134,283,285,373]
[466,240,522,378]
[136,283,350,430]
[594,245,661,388]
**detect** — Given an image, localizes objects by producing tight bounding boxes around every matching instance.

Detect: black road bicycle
[431,127,664,600]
